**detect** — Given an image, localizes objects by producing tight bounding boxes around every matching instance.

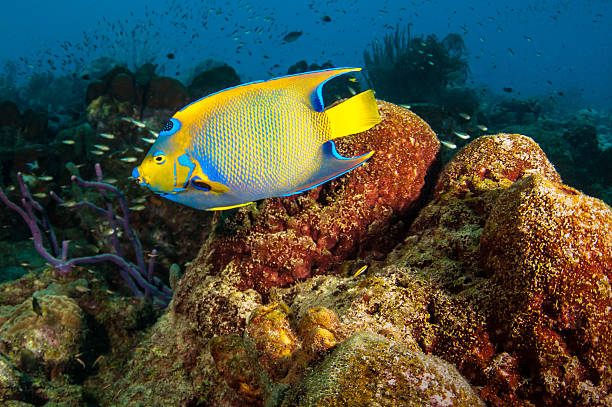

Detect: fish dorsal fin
[176,67,363,118]
[281,140,373,197]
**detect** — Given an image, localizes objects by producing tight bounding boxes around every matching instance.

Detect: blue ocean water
[1,0,610,108]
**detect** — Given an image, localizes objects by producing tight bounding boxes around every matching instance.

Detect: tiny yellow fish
[91,150,104,156]
[458,113,471,120]
[32,192,48,198]
[129,204,146,211]
[133,68,381,210]
[352,265,369,278]
[476,124,488,132]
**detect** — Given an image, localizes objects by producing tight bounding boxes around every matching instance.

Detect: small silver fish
[93,144,110,151]
[99,133,115,139]
[476,124,488,132]
[120,157,138,163]
[454,131,470,140]
[440,140,457,149]
[38,176,54,181]
[133,147,145,153]
[62,139,76,145]
[141,138,156,144]
[91,150,104,156]
[122,117,146,128]
[32,192,48,198]
[103,178,118,184]
[458,113,471,120]
[148,129,159,138]
[129,204,146,211]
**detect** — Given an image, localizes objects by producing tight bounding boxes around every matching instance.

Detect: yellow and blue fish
[132,67,381,210]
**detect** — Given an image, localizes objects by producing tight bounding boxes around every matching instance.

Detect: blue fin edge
[280,141,373,197]
[312,69,362,112]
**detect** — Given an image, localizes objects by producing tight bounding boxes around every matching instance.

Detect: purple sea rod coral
[0,163,172,306]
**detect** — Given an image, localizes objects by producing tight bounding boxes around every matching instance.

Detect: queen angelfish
[132,67,381,210]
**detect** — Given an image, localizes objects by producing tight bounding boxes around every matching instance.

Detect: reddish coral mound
[481,174,612,403]
[174,101,439,315]
[434,133,561,197]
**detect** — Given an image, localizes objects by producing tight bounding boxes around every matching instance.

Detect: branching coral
[0,163,172,306]
[364,24,470,105]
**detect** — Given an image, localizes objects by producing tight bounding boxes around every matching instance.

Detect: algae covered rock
[174,100,440,319]
[0,295,85,376]
[434,133,561,196]
[481,174,612,400]
[281,332,485,407]
[0,353,21,401]
[245,302,299,380]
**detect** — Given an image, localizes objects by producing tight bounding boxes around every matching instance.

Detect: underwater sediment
[0,95,610,406]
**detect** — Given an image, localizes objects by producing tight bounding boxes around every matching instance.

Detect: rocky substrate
[0,102,610,406]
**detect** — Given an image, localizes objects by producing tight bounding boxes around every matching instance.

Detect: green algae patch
[281,332,484,407]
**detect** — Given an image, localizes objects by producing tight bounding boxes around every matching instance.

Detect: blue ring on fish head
[159,118,181,137]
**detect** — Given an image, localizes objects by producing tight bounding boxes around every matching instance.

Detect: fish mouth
[132,167,146,186]
[131,166,186,195]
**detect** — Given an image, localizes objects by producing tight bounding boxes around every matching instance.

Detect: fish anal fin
[325,89,381,140]
[282,140,373,197]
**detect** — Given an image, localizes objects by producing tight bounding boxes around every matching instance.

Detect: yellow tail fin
[325,89,381,140]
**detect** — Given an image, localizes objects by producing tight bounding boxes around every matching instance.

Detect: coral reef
[107,128,610,406]
[481,174,612,403]
[0,294,85,378]
[1,61,611,406]
[173,100,439,325]
[280,332,484,407]
[364,25,471,109]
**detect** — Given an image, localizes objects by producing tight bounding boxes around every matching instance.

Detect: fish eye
[152,151,166,164]
[159,118,181,137]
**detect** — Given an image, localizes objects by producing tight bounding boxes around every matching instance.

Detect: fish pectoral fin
[190,166,230,195]
[281,140,374,197]
[205,202,254,211]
